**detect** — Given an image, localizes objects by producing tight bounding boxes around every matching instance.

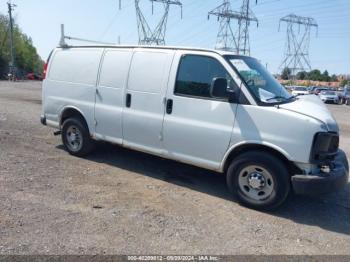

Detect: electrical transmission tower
[208,0,258,55]
[279,14,318,77]
[238,0,258,56]
[119,0,182,45]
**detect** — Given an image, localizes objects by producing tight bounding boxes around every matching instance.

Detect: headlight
[310,132,339,164]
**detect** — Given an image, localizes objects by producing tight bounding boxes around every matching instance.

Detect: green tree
[281,67,291,80]
[0,13,43,79]
[321,70,330,82]
[296,71,307,80]
[340,79,350,87]
[330,74,338,82]
[308,69,322,81]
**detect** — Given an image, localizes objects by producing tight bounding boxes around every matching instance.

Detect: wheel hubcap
[66,125,82,152]
[248,173,265,189]
[238,165,274,201]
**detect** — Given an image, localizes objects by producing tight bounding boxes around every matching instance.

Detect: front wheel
[226,151,290,210]
[61,117,95,157]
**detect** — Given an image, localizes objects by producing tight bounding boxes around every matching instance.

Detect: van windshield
[225,56,293,104]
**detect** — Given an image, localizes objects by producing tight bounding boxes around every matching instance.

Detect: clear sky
[1,0,349,75]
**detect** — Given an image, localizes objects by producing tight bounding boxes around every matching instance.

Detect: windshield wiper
[288,94,304,100]
[266,94,300,102]
[266,96,289,101]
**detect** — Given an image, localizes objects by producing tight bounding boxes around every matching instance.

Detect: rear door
[162,51,239,170]
[94,49,133,144]
[122,49,174,154]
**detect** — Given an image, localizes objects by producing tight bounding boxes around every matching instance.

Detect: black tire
[61,117,95,157]
[226,151,290,210]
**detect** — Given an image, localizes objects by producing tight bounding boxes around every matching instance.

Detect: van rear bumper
[292,149,349,195]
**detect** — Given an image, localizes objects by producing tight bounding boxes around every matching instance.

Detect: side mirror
[210,77,228,98]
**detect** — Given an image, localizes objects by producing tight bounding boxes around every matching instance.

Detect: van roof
[56,44,251,58]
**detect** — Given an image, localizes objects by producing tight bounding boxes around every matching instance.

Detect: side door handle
[166,99,173,114]
[126,93,132,108]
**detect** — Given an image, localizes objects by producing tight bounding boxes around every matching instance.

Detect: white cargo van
[41,46,349,210]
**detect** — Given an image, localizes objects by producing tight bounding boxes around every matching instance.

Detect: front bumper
[322,98,338,103]
[292,149,349,195]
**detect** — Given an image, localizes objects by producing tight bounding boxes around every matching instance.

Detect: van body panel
[278,94,339,132]
[122,49,175,153]
[229,104,324,165]
[43,48,103,132]
[94,49,133,144]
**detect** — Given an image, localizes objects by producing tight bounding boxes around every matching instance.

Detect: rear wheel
[226,151,290,210]
[61,117,95,157]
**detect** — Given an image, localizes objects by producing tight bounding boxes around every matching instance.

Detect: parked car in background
[314,87,329,95]
[346,97,350,106]
[291,86,309,96]
[339,87,350,104]
[284,85,294,93]
[340,91,350,105]
[308,86,318,94]
[319,91,339,104]
[26,73,43,81]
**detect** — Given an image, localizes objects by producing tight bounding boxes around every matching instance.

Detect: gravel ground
[0,81,350,255]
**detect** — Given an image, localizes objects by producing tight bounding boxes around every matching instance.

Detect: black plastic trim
[40,116,46,126]
[310,132,339,164]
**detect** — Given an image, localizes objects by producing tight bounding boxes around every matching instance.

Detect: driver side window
[174,55,235,99]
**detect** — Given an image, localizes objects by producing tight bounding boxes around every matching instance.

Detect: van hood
[278,95,339,133]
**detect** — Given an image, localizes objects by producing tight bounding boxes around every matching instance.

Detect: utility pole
[279,14,318,80]
[119,0,183,45]
[7,1,16,81]
[208,0,258,55]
